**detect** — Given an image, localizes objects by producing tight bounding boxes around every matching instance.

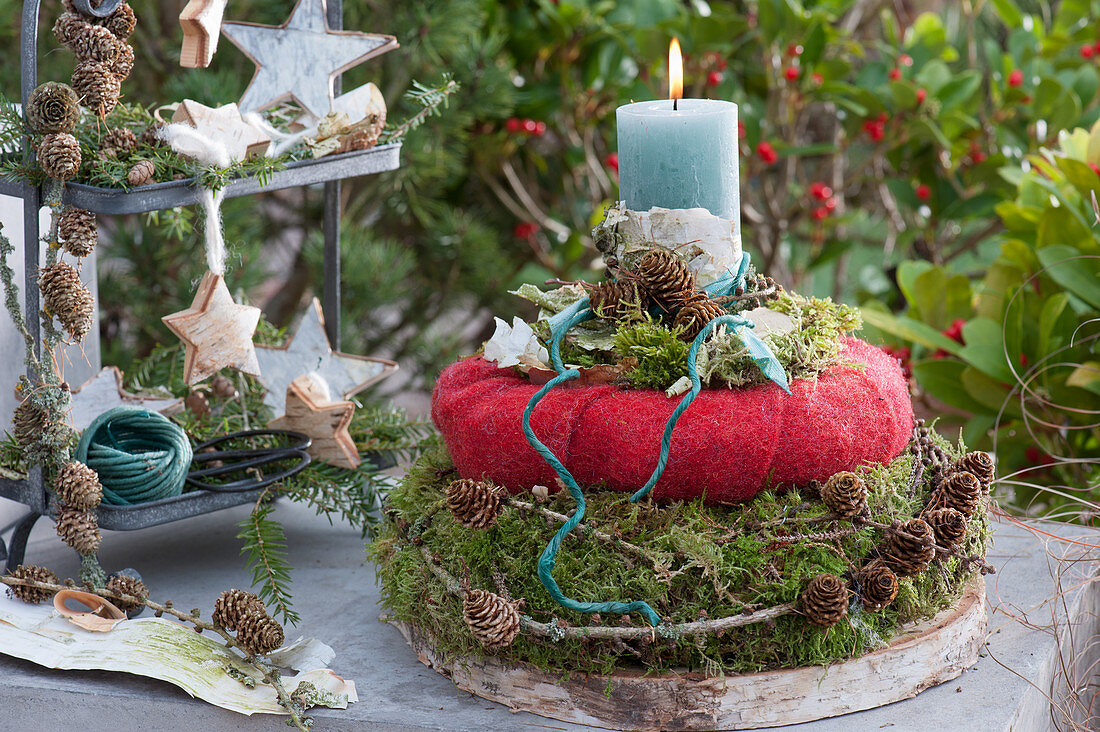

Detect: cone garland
[26,82,80,135]
[881,518,936,577]
[954,451,995,494]
[933,470,982,517]
[635,249,696,308]
[111,42,134,80]
[36,132,82,180]
[462,588,522,649]
[673,295,727,341]
[54,460,103,510]
[925,507,967,549]
[800,573,849,627]
[100,2,136,39]
[821,471,867,518]
[212,588,265,632]
[56,505,101,554]
[856,560,899,611]
[12,398,50,451]
[68,23,120,64]
[53,12,89,47]
[106,574,148,613]
[58,206,97,258]
[5,564,59,604]
[446,478,506,530]
[236,609,285,656]
[71,60,121,116]
[38,261,95,342]
[586,280,645,322]
[916,421,951,490]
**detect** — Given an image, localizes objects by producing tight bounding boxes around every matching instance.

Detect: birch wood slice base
[392,577,986,731]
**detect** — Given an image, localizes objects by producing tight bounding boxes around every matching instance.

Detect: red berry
[1089,163,1100,176]
[915,183,931,201]
[738,121,746,139]
[787,43,803,57]
[862,120,885,142]
[522,118,538,134]
[824,196,838,212]
[784,66,800,82]
[809,182,832,200]
[717,57,729,71]
[888,68,902,81]
[506,118,522,133]
[756,141,778,165]
[812,206,828,221]
[533,121,547,136]
[915,88,927,104]
[707,70,724,87]
[877,111,888,122]
[1008,69,1024,87]
[811,72,824,85]
[1081,44,1095,59]
[605,152,619,173]
[513,222,540,239]
[899,54,913,67]
[972,151,986,164]
[942,318,967,344]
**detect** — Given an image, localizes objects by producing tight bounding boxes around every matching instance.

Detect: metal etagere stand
[0,0,400,571]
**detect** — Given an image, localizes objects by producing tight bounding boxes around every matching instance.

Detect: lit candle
[616,39,740,224]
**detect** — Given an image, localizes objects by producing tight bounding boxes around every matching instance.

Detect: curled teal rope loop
[75,407,193,506]
[523,255,792,626]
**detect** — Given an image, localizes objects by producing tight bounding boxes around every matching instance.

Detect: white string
[159,123,231,275]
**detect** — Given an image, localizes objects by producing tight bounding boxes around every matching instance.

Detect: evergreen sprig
[380,74,460,144]
[237,495,299,626]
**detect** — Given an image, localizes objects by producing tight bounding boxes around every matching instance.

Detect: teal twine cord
[75,407,193,506]
[523,256,792,626]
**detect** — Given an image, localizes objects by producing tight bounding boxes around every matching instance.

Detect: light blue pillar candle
[616,99,740,223]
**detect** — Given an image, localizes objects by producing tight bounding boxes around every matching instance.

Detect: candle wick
[673,98,678,111]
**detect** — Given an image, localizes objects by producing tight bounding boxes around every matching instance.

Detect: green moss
[612,317,691,389]
[369,430,989,677]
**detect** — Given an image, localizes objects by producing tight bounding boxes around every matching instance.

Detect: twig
[856,516,996,575]
[0,576,312,731]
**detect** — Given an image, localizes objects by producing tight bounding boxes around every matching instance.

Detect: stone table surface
[0,497,1096,732]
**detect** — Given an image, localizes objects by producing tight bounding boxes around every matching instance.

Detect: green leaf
[958,318,1016,382]
[937,72,982,111]
[913,359,991,414]
[1066,361,1100,395]
[960,366,1016,413]
[988,0,1023,26]
[801,21,826,67]
[859,308,965,355]
[1038,292,1072,358]
[1037,245,1100,309]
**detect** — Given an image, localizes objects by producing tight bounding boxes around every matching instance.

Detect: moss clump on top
[369,430,989,678]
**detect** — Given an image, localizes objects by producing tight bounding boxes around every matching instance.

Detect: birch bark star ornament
[269,373,359,470]
[221,0,399,119]
[161,271,262,385]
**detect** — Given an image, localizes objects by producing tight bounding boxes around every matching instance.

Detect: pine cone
[213,588,265,631]
[38,262,95,342]
[36,132,82,180]
[635,249,696,309]
[211,374,238,399]
[67,23,120,63]
[821,471,867,518]
[462,589,522,649]
[932,470,982,517]
[127,159,155,186]
[140,122,166,148]
[106,574,148,613]
[54,460,103,510]
[925,507,967,549]
[101,127,137,154]
[856,560,899,611]
[446,478,505,530]
[800,573,849,627]
[71,60,121,116]
[55,505,101,554]
[58,206,97,258]
[100,2,136,39]
[26,82,80,134]
[586,280,645,322]
[111,42,134,80]
[954,451,995,494]
[53,12,90,47]
[673,295,727,341]
[12,398,50,451]
[881,518,936,577]
[236,610,285,655]
[5,564,59,604]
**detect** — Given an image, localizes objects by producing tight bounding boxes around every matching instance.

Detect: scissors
[187,429,312,492]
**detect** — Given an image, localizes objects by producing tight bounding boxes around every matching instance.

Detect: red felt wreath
[431,337,913,504]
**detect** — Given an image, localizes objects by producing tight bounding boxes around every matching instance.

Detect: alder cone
[5,564,59,604]
[821,471,867,518]
[71,60,121,116]
[54,460,103,510]
[800,573,849,627]
[933,470,982,517]
[954,451,995,494]
[26,82,80,134]
[925,507,967,549]
[36,133,82,180]
[38,262,95,342]
[58,206,97,257]
[462,589,522,649]
[856,560,898,611]
[213,588,265,632]
[106,574,148,613]
[445,478,505,529]
[56,506,101,554]
[881,518,936,577]
[586,280,645,322]
[100,2,136,39]
[127,159,155,186]
[673,295,727,341]
[635,248,696,308]
[236,610,285,656]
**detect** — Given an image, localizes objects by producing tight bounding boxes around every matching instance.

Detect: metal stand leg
[5,512,42,573]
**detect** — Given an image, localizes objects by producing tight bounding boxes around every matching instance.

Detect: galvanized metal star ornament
[221,0,398,119]
[255,298,398,418]
[68,367,183,431]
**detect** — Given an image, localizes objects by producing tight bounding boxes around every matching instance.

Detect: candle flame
[669,38,683,102]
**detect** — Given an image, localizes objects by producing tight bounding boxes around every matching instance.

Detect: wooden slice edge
[390,576,987,731]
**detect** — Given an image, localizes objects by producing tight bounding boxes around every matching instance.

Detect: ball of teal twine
[75,406,193,506]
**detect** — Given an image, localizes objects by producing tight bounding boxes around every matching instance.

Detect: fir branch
[379,74,460,144]
[237,494,300,626]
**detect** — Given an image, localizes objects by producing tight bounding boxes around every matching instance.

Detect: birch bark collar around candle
[615,98,740,221]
